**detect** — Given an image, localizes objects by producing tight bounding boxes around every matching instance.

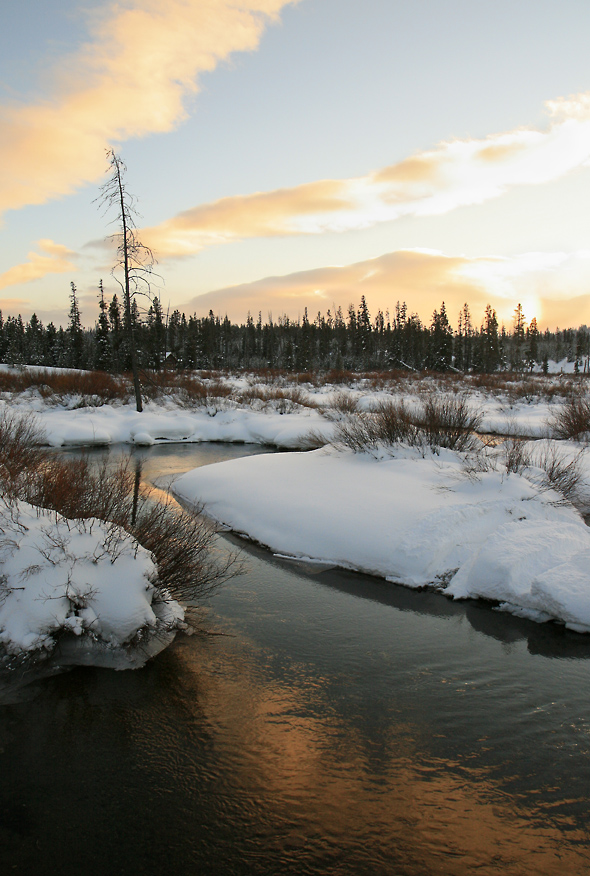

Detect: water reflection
[2,629,589,876]
[232,535,590,661]
[2,442,590,875]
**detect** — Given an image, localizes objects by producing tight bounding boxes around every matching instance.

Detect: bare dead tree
[97,150,157,412]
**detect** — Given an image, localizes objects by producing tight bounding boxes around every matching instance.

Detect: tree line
[1,290,589,375]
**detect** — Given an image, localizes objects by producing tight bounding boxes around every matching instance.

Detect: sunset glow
[3,0,590,330]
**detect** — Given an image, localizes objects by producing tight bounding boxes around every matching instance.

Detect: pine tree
[67,282,84,368]
[108,294,123,372]
[511,303,526,370]
[95,280,112,372]
[146,296,165,370]
[481,305,500,372]
[525,317,539,371]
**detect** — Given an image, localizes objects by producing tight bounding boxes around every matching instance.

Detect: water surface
[1,442,590,875]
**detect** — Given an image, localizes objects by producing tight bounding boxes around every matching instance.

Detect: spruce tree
[95,280,112,372]
[67,282,84,368]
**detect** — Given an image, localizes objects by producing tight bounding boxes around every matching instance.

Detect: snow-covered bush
[0,411,238,669]
[0,498,185,668]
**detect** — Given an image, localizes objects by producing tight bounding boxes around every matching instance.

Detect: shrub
[531,443,587,507]
[0,368,128,404]
[335,400,421,452]
[549,394,590,441]
[334,393,482,454]
[415,394,483,451]
[0,411,47,497]
[0,413,238,606]
[502,438,531,474]
[322,390,359,420]
[19,453,239,603]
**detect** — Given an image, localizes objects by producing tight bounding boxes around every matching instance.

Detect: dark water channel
[2,443,590,875]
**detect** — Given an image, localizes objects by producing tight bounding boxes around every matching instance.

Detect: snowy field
[2,364,590,664]
[0,363,583,447]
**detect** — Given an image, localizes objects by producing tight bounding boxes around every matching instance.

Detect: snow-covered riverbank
[172,444,590,633]
[2,367,590,661]
[0,365,580,447]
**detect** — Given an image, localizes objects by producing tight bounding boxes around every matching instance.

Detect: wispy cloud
[144,92,590,256]
[0,240,76,291]
[0,0,297,217]
[182,247,590,330]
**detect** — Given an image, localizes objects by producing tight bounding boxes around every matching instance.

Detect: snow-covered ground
[0,498,185,669]
[0,368,578,447]
[172,444,590,633]
[2,366,590,660]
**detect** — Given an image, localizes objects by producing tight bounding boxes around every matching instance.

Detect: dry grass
[0,368,128,404]
[549,394,590,441]
[335,393,481,454]
[0,412,238,603]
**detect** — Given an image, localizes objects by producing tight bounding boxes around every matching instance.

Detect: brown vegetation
[549,394,590,441]
[0,411,238,604]
[334,393,482,454]
[0,368,128,404]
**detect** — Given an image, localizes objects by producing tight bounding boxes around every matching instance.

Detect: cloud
[142,180,355,254]
[144,92,590,257]
[0,298,31,315]
[0,0,297,217]
[181,247,590,330]
[0,240,76,292]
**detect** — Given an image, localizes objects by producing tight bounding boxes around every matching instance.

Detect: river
[1,442,590,875]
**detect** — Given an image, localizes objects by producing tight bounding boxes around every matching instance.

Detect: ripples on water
[1,443,590,875]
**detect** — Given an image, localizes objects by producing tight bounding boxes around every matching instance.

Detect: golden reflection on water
[164,629,590,876]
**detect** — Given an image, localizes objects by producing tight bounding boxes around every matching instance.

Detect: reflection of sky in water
[4,442,589,874]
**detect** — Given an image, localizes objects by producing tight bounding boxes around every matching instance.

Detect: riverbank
[2,367,590,658]
[172,442,590,632]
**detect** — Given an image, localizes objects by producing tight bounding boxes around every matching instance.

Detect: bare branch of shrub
[415,394,483,451]
[549,394,590,441]
[502,438,531,474]
[530,443,588,507]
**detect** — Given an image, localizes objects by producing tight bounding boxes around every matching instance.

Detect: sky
[2,0,590,331]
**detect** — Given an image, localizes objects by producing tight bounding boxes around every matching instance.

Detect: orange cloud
[0,240,76,292]
[181,248,590,330]
[0,0,297,216]
[144,92,590,257]
[142,180,355,254]
[0,298,30,314]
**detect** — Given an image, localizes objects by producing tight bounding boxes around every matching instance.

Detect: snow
[2,402,331,450]
[172,444,590,633]
[2,368,590,661]
[0,499,185,669]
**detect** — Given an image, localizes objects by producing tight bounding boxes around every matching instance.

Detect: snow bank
[172,446,590,632]
[0,499,185,668]
[1,401,331,450]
